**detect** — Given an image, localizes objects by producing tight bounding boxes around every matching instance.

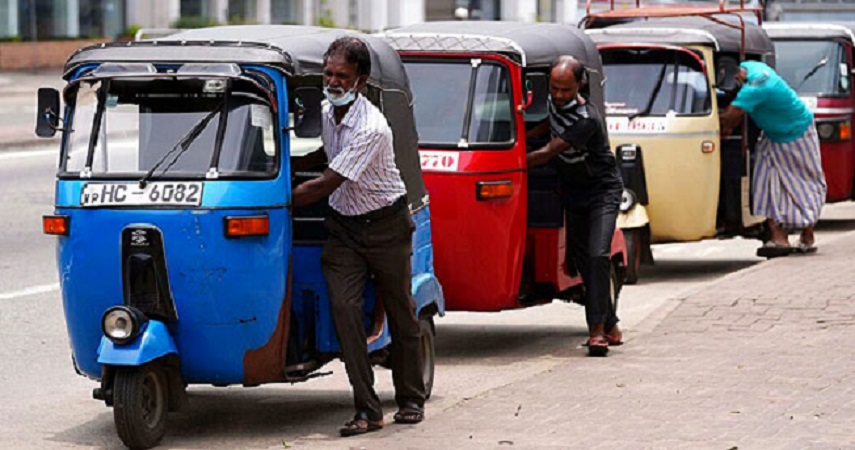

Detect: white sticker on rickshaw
[607,117,668,134]
[419,151,459,172]
[80,182,203,207]
[800,96,818,111]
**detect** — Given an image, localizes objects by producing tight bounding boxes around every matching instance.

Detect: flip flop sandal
[793,242,818,254]
[756,242,792,259]
[339,412,384,437]
[587,335,609,357]
[393,402,424,424]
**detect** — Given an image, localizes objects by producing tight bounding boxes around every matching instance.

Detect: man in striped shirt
[527,56,624,356]
[292,37,426,436]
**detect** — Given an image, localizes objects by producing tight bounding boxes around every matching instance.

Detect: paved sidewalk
[0,71,64,150]
[320,233,855,450]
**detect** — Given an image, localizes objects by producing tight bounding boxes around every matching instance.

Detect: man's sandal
[393,402,424,424]
[339,412,384,437]
[587,335,609,357]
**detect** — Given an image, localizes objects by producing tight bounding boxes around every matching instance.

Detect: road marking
[0,283,60,300]
[0,149,56,161]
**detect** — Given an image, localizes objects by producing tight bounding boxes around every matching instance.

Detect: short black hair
[323,37,372,77]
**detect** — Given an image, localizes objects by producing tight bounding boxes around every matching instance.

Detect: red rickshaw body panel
[409,52,532,311]
[815,96,855,202]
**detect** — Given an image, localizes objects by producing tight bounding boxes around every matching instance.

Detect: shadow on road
[815,217,855,233]
[435,322,588,364]
[636,259,759,284]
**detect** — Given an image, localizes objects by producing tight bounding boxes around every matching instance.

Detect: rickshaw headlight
[102,306,147,345]
[817,122,836,141]
[620,189,637,213]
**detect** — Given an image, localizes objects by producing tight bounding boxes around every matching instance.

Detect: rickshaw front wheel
[113,363,168,450]
[420,317,436,400]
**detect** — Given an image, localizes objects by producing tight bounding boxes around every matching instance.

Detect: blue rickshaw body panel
[56,202,290,383]
[97,320,178,366]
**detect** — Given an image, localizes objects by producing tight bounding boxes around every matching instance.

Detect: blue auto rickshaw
[36,25,444,449]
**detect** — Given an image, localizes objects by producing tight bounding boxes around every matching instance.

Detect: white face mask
[323,85,357,107]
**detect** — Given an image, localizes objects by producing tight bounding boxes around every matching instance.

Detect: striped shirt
[322,94,407,216]
[548,98,620,189]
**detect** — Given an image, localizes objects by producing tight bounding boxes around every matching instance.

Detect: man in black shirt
[528,56,623,356]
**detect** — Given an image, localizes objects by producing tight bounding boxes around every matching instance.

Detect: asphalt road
[2,144,855,449]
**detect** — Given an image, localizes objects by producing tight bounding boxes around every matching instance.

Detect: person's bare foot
[605,324,623,346]
[767,220,790,247]
[799,227,815,247]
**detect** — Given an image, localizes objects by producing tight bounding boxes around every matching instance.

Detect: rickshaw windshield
[774,40,850,97]
[403,59,514,149]
[601,48,711,116]
[62,77,278,179]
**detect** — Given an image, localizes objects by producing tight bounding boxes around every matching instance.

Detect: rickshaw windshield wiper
[629,63,669,121]
[138,100,225,188]
[798,55,829,90]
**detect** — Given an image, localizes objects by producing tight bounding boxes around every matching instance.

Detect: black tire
[113,364,168,450]
[420,317,436,400]
[623,228,642,285]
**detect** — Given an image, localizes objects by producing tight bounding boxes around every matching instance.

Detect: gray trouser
[321,199,425,420]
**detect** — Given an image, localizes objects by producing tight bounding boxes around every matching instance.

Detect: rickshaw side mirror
[293,87,323,138]
[522,73,549,116]
[35,87,61,138]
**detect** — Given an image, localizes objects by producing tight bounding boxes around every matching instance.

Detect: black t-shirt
[548,99,622,191]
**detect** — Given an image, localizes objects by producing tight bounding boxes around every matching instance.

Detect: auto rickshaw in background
[584,6,773,282]
[381,22,627,311]
[37,25,443,449]
[764,22,855,203]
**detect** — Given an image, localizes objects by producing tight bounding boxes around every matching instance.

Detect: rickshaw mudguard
[412,273,445,318]
[97,320,178,366]
[617,204,649,229]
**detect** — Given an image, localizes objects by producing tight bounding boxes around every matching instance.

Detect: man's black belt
[332,196,407,222]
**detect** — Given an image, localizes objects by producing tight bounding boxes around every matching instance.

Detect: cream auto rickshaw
[584,12,774,282]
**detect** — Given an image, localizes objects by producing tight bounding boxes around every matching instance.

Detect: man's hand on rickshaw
[526,136,571,167]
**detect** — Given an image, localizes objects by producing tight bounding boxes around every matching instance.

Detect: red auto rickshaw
[764,22,855,203]
[381,22,627,312]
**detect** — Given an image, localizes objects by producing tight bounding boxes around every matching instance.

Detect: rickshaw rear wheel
[113,363,168,450]
[420,317,436,400]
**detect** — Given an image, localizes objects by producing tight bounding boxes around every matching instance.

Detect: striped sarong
[753,125,827,228]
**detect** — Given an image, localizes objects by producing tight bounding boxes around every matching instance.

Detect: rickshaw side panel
[55,206,289,384]
[608,115,720,243]
[424,170,527,311]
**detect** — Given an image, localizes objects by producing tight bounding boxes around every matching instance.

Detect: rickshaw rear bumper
[617,204,649,229]
[97,320,178,367]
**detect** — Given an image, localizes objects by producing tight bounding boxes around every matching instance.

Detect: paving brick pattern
[322,234,855,450]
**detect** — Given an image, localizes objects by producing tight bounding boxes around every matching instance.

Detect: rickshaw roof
[381,21,601,70]
[63,25,409,92]
[586,16,774,56]
[763,22,855,44]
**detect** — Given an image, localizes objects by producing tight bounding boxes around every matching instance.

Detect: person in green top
[720,61,827,257]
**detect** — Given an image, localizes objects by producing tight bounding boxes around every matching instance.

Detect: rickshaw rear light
[840,121,851,141]
[476,180,514,200]
[225,215,270,237]
[701,141,715,153]
[42,215,69,236]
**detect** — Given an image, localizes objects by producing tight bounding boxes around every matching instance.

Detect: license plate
[80,182,203,207]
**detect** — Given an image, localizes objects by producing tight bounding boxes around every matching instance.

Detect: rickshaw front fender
[97,320,178,367]
[617,205,649,230]
[412,273,445,318]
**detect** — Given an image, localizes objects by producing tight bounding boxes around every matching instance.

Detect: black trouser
[321,198,425,421]
[564,187,621,329]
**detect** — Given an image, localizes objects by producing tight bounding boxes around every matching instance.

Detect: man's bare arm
[525,119,550,141]
[527,136,571,167]
[719,105,746,137]
[291,169,346,207]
